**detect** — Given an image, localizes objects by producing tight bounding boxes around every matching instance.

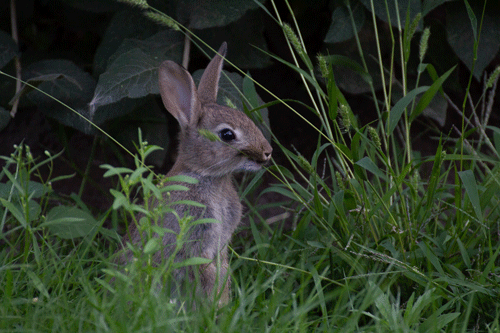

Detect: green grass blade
[463,0,477,42]
[0,198,27,227]
[458,170,483,223]
[386,85,429,136]
[355,156,387,180]
[409,65,456,122]
[26,270,50,299]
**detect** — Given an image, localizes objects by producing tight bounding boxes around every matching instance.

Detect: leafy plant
[1,0,500,331]
[256,0,500,330]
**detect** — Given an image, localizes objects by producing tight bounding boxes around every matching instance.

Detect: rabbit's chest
[202,185,242,231]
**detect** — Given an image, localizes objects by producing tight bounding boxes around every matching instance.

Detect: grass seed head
[283,23,304,57]
[368,126,381,150]
[116,0,148,9]
[317,54,331,79]
[419,27,430,62]
[198,129,220,142]
[145,12,180,31]
[486,66,500,89]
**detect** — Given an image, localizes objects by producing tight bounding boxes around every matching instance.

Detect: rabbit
[125,42,272,306]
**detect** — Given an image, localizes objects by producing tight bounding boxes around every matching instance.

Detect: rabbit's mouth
[238,152,272,171]
[238,159,266,172]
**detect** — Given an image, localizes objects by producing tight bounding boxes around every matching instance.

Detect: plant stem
[9,0,22,118]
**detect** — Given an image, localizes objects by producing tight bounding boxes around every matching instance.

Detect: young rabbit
[126,42,272,305]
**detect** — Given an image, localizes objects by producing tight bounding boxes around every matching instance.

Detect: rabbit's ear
[198,42,227,104]
[158,60,199,128]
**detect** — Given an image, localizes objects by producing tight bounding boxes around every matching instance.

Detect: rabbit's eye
[219,128,236,142]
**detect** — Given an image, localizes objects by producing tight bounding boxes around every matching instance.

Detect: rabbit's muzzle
[242,142,272,167]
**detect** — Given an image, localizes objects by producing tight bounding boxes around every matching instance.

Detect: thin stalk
[182,31,191,70]
[9,0,21,118]
[282,1,332,140]
[78,135,98,198]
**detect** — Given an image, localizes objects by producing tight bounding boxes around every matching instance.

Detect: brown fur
[124,42,272,305]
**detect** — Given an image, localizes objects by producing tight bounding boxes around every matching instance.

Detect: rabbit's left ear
[158,60,200,128]
[198,42,227,105]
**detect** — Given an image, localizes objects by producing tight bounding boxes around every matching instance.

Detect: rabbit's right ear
[158,60,200,128]
[198,42,227,104]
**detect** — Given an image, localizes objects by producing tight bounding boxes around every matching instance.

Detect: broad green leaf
[196,10,271,69]
[0,106,10,131]
[0,198,27,227]
[42,206,100,239]
[324,3,365,44]
[446,6,500,80]
[23,60,97,134]
[0,179,47,200]
[458,170,483,223]
[0,30,18,69]
[242,73,260,110]
[422,0,455,16]
[26,181,48,199]
[143,238,161,254]
[90,30,183,124]
[242,74,272,141]
[107,29,183,70]
[93,10,161,75]
[0,182,10,199]
[105,98,169,167]
[359,0,421,28]
[178,0,260,29]
[355,156,386,180]
[410,66,455,122]
[25,200,41,223]
[256,46,326,97]
[92,50,160,107]
[387,85,429,136]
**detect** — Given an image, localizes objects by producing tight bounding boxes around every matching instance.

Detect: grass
[2,0,500,331]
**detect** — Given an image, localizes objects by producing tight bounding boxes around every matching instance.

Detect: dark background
[0,0,499,214]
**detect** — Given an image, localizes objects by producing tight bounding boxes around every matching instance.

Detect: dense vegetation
[1,0,500,331]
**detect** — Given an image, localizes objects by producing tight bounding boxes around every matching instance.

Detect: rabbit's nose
[262,145,272,161]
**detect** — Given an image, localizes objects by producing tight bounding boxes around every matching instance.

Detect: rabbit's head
[158,42,272,177]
